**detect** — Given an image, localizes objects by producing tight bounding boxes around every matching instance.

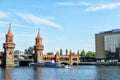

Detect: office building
[95,29,120,60]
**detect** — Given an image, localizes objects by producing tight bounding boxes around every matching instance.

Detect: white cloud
[0,20,30,28]
[0,11,8,18]
[17,13,62,29]
[48,16,55,21]
[13,23,31,28]
[86,3,120,12]
[56,2,92,6]
[15,34,35,38]
[17,13,31,23]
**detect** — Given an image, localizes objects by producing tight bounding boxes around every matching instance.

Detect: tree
[86,51,95,57]
[80,49,85,57]
[72,52,75,54]
[66,49,68,55]
[60,49,63,55]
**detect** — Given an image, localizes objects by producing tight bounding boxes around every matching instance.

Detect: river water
[0,65,120,80]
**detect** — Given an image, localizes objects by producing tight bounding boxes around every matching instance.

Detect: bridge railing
[43,60,52,62]
[15,59,34,61]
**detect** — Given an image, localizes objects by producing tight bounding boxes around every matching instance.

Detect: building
[34,29,80,65]
[14,50,25,60]
[14,50,24,55]
[95,29,120,61]
[2,24,15,66]
[25,47,34,55]
[1,24,80,66]
[34,29,44,63]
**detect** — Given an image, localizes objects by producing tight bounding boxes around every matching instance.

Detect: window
[9,38,12,42]
[73,58,77,61]
[9,52,12,55]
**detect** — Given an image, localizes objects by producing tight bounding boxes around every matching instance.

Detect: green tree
[60,49,63,55]
[86,51,95,57]
[66,49,68,55]
[72,52,75,54]
[92,53,95,57]
[80,49,85,57]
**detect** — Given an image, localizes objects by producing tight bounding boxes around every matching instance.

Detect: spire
[37,28,41,38]
[77,50,80,55]
[8,23,12,34]
[7,23,13,36]
[70,49,72,55]
[56,51,59,55]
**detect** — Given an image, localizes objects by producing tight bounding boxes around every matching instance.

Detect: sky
[0,0,120,53]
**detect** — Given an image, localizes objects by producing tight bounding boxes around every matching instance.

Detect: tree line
[80,49,95,57]
[59,49,95,57]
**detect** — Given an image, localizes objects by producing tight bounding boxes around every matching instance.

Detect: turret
[34,28,44,50]
[2,23,15,67]
[34,28,44,62]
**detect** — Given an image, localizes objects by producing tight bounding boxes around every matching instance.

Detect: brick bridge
[14,50,80,66]
[1,25,80,66]
[43,51,80,65]
[33,28,80,66]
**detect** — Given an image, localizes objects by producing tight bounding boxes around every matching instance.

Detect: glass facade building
[95,29,120,60]
[104,34,120,52]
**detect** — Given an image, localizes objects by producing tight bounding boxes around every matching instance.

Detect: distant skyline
[1,0,120,53]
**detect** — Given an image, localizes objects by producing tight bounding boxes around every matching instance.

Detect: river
[0,65,120,80]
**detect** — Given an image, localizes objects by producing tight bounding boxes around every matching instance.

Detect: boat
[30,62,64,68]
[64,65,73,68]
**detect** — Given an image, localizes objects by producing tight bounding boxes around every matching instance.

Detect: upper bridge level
[42,51,80,65]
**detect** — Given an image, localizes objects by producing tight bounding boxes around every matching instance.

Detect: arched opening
[9,52,12,55]
[73,63,77,65]
[61,62,69,65]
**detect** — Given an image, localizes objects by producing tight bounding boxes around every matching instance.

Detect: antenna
[9,23,11,28]
[38,27,40,33]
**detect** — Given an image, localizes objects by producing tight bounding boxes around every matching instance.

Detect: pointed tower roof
[70,49,72,55]
[77,50,80,55]
[56,51,59,55]
[7,23,13,36]
[37,28,41,38]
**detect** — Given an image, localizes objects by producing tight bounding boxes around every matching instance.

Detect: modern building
[95,29,120,60]
[14,50,24,55]
[25,47,34,55]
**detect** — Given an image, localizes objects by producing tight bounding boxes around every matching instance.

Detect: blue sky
[0,0,120,53]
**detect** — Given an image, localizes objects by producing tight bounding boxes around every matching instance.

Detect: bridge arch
[60,62,69,65]
[73,63,78,65]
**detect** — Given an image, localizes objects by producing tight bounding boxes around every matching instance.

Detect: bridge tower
[55,51,60,63]
[34,29,44,62]
[69,49,72,65]
[2,23,15,67]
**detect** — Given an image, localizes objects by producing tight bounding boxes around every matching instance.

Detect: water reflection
[2,67,13,80]
[33,67,42,80]
[96,66,120,80]
[0,66,120,80]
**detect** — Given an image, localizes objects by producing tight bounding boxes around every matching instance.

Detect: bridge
[14,58,33,66]
[0,25,81,67]
[14,52,80,66]
[41,52,80,66]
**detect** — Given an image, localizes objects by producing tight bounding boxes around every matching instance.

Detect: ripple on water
[0,66,120,80]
